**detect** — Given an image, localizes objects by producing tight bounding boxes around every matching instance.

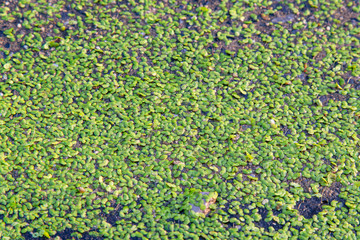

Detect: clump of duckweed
[0,0,360,239]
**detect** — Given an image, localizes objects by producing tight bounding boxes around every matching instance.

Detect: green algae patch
[0,0,360,239]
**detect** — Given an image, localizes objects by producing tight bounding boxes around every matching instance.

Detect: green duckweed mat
[1,0,360,239]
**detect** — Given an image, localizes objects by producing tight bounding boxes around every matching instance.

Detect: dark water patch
[23,228,96,240]
[61,12,69,20]
[255,207,284,231]
[295,197,325,219]
[281,125,291,136]
[295,181,345,219]
[318,92,349,106]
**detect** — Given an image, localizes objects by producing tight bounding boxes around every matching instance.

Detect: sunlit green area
[0,0,360,239]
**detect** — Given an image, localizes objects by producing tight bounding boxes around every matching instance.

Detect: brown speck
[261,14,270,21]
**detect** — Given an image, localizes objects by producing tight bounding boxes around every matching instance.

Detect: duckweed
[0,0,360,239]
